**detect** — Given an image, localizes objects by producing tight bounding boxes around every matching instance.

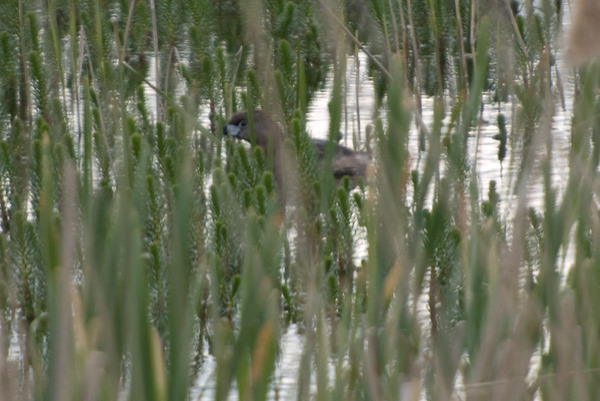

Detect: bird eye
[239,120,247,128]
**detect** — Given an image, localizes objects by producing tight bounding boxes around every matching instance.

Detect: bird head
[222,110,283,150]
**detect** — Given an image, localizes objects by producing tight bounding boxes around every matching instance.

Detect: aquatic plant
[0,0,598,400]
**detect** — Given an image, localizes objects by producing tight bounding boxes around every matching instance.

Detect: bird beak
[223,124,241,137]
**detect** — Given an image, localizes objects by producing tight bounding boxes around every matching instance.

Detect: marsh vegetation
[0,0,598,400]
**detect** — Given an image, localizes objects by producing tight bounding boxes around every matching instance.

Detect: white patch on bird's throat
[226,124,241,137]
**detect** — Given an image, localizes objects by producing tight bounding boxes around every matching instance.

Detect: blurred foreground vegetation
[0,0,599,400]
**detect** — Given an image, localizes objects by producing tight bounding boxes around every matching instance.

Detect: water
[191,324,322,400]
[0,3,586,399]
[187,46,576,398]
[14,44,576,401]
[308,52,573,217]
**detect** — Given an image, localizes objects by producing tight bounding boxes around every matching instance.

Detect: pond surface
[0,50,577,401]
[189,48,576,399]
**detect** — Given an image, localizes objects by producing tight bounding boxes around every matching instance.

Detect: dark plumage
[222,110,371,184]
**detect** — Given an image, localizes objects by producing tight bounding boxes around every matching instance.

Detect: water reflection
[307,52,572,215]
[191,46,575,398]
[191,324,307,400]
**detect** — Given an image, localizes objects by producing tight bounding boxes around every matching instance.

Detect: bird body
[310,138,371,180]
[223,110,371,186]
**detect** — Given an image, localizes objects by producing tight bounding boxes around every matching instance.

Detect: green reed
[0,0,599,400]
